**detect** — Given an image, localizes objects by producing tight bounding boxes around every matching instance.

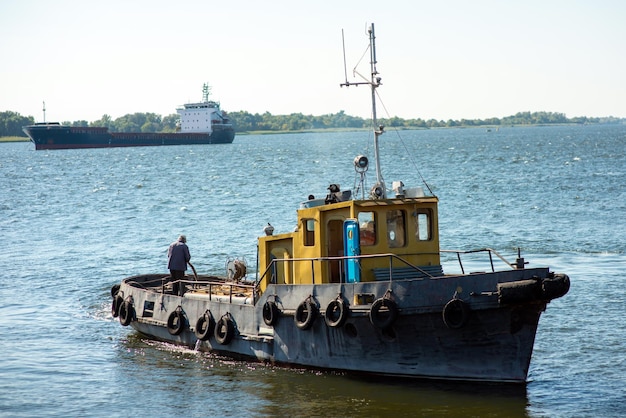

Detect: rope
[374,89,435,195]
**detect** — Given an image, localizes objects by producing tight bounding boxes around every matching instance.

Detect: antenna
[341,29,349,86]
[42,101,46,123]
[202,83,211,102]
[340,23,386,198]
[368,23,386,198]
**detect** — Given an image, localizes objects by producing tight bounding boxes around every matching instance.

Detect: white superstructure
[176,83,227,134]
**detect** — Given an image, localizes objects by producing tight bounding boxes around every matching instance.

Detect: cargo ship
[22,84,235,150]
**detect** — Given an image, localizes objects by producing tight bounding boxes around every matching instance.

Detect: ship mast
[202,83,212,103]
[341,23,386,198]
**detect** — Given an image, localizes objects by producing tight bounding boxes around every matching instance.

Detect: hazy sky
[2,0,624,123]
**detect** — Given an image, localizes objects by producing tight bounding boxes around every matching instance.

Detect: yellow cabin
[257,187,441,293]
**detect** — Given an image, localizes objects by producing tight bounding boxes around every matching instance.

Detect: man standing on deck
[168,235,190,296]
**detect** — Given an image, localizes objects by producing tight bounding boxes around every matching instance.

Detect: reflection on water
[118,333,529,417]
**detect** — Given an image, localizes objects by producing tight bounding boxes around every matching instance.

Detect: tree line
[0,111,35,137]
[1,109,623,137]
[227,110,622,131]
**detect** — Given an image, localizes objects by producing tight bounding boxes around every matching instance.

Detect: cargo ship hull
[23,123,235,150]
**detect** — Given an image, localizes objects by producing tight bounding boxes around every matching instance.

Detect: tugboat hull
[114,268,568,383]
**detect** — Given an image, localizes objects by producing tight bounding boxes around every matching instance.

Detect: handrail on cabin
[255,253,438,290]
[256,248,520,290]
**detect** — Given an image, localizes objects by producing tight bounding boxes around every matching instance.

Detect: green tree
[4,106,623,137]
[162,114,179,132]
[0,111,34,136]
[111,113,161,132]
[90,114,113,129]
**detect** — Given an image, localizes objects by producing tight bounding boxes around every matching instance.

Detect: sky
[1,0,625,123]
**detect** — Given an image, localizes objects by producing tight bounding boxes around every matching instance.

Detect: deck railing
[255,253,438,288]
[126,274,258,303]
[440,247,523,274]
[126,248,523,302]
[256,248,524,289]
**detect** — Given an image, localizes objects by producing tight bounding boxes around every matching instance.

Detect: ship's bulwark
[119,267,553,383]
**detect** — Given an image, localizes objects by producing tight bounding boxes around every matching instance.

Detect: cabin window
[415,211,431,241]
[358,211,376,246]
[303,219,315,246]
[386,209,406,248]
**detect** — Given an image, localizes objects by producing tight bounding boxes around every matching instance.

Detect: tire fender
[442,299,470,329]
[324,298,348,328]
[262,301,280,327]
[119,299,134,327]
[369,298,398,330]
[294,299,318,330]
[215,315,235,345]
[194,311,215,341]
[167,309,186,335]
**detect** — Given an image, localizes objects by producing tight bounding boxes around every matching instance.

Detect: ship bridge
[257,190,441,293]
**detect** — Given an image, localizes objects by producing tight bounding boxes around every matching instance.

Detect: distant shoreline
[0,136,29,142]
[2,122,622,143]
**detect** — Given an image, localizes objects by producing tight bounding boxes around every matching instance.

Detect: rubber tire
[369,298,398,330]
[215,316,235,345]
[542,273,570,300]
[442,299,469,329]
[119,300,134,326]
[110,284,120,298]
[167,311,185,335]
[194,313,215,341]
[111,294,123,318]
[262,301,280,326]
[294,299,318,330]
[324,299,348,328]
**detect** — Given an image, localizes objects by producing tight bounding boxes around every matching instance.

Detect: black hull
[22,124,235,150]
[112,270,569,383]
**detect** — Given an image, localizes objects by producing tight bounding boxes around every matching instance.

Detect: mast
[341,23,386,198]
[202,83,211,102]
[368,24,386,198]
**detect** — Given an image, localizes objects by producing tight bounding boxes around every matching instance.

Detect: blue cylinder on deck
[343,219,361,283]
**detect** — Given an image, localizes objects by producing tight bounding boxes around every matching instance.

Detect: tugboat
[111,24,569,383]
[23,83,235,150]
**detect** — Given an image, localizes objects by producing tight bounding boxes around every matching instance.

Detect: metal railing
[125,248,523,302]
[255,253,438,288]
[126,274,257,303]
[440,247,522,274]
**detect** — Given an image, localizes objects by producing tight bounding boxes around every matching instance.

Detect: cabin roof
[297,196,439,215]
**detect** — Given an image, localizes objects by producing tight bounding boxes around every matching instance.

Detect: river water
[1,124,624,417]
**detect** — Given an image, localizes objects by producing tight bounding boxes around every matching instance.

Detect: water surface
[1,124,624,417]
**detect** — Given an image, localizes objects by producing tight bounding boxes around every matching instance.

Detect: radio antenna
[340,23,386,198]
[341,29,349,86]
